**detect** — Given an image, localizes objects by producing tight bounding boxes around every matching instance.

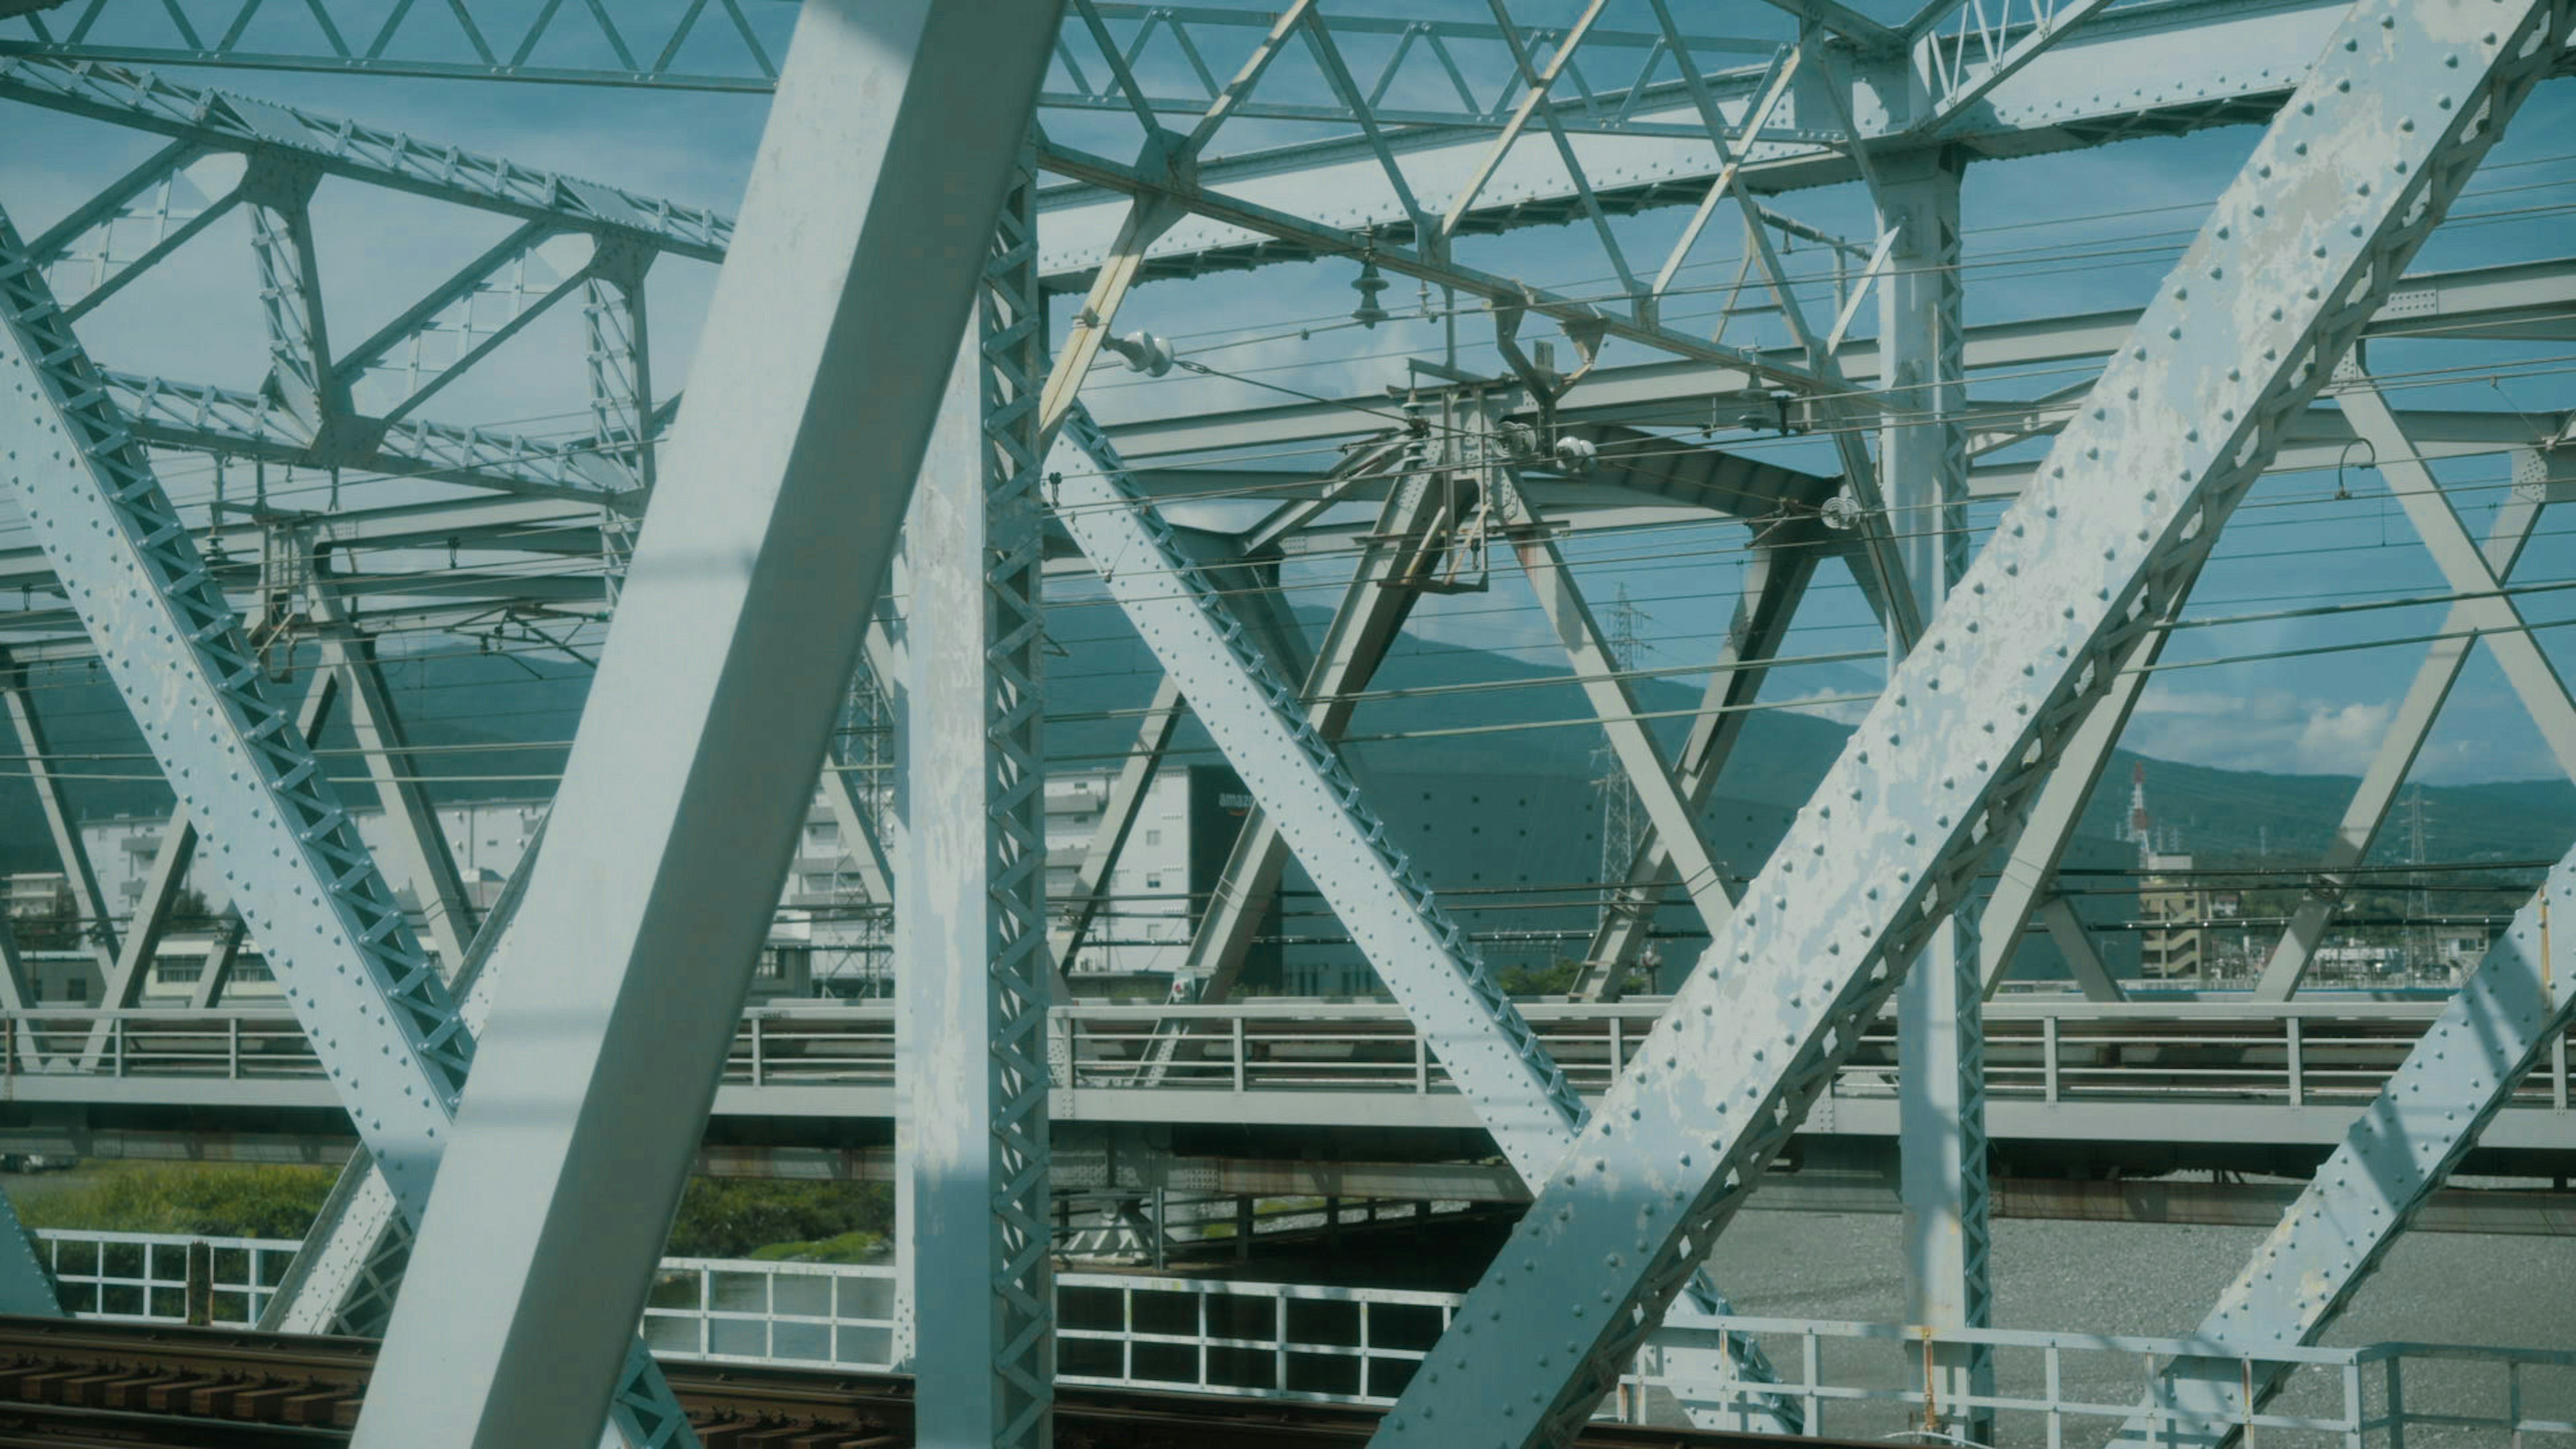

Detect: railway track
[0,1316,1838,1448]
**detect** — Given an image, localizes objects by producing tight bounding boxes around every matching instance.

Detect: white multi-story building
[3,871,65,918]
[69,792,889,1002]
[78,801,550,926]
[1044,767,1204,978]
[22,760,2129,1004]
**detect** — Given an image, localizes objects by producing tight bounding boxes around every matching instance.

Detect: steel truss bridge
[0,1,2570,1447]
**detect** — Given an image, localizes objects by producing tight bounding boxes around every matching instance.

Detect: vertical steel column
[1880,147,1992,1430]
[888,519,920,1368]
[582,253,657,494]
[352,5,1059,1444]
[238,156,339,430]
[586,250,656,608]
[902,160,1056,1448]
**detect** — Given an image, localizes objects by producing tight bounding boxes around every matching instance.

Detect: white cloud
[2127,688,2395,775]
[1772,686,1876,727]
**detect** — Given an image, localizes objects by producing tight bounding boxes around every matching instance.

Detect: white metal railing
[32,1229,298,1327]
[1640,1316,2576,1449]
[1,1001,2566,1117]
[32,1228,2573,1443]
[643,1255,898,1368]
[30,1230,1448,1407]
[1053,1271,1454,1403]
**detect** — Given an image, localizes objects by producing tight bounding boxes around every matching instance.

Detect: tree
[166,887,216,934]
[15,883,87,952]
[1497,955,1650,998]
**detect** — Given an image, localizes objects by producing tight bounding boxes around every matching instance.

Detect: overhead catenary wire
[0,151,2564,797]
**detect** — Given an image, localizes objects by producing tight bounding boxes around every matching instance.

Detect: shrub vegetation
[15,1165,335,1240]
[17,1165,895,1261]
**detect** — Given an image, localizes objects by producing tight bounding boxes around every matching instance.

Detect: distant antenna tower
[1591,588,1649,934]
[2406,786,2431,973]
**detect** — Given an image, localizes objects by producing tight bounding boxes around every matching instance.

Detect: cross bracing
[0,1,2570,1446]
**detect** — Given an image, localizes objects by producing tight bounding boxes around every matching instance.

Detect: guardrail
[30,1230,1456,1408]
[0,1001,2567,1116]
[30,1229,2574,1443]
[1644,1317,2576,1449]
[32,1229,297,1327]
[640,1254,1454,1403]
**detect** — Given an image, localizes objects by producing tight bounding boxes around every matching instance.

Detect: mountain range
[0,608,2563,878]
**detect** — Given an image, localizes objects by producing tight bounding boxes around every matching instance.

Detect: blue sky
[2,0,2571,788]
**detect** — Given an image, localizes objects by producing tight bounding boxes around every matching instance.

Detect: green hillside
[0,616,2564,883]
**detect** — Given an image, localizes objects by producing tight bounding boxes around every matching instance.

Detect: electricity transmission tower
[1590,588,1649,967]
